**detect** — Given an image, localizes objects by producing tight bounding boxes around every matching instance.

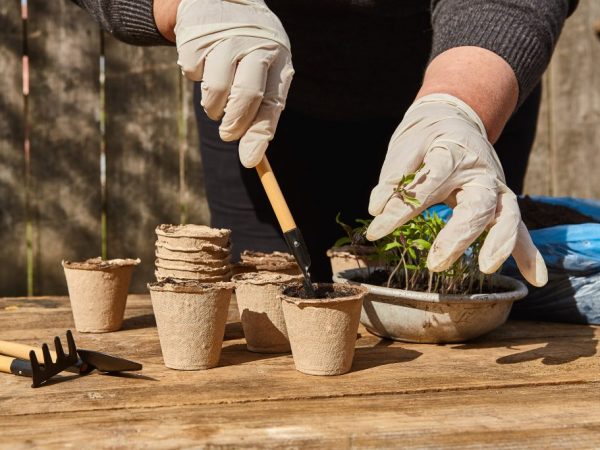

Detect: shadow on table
[219,343,289,367]
[352,339,422,373]
[99,372,158,382]
[224,322,244,341]
[121,314,156,330]
[451,324,598,365]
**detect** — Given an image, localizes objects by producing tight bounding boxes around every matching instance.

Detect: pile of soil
[518,196,597,230]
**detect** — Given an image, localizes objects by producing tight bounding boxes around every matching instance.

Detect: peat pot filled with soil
[334,268,528,344]
[279,283,367,376]
[148,279,234,370]
[233,272,302,353]
[62,258,140,333]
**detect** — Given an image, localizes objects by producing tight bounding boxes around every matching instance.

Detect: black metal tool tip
[283,227,316,298]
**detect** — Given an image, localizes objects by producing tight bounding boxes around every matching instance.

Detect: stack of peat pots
[148,225,234,371]
[154,224,232,282]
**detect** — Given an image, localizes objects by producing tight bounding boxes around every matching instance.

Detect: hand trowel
[255,156,316,297]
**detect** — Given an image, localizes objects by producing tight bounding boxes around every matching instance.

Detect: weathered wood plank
[0,297,598,417]
[1,382,599,449]
[104,42,181,292]
[547,0,600,198]
[522,73,552,196]
[27,0,101,294]
[0,1,26,296]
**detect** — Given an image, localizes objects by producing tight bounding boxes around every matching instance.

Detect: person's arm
[426,0,579,142]
[416,47,517,143]
[367,0,578,287]
[69,0,172,45]
[154,0,180,42]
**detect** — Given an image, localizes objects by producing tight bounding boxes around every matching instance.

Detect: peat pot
[334,268,528,344]
[279,283,367,376]
[148,280,234,370]
[233,272,302,353]
[327,245,379,276]
[62,258,140,333]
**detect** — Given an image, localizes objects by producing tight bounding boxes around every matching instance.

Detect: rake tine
[29,350,43,388]
[42,343,54,368]
[55,336,65,361]
[66,330,77,359]
[12,331,81,388]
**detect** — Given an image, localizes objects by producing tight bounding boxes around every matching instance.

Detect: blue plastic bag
[427,197,600,324]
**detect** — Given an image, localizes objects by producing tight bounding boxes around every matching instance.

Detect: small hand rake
[0,330,78,388]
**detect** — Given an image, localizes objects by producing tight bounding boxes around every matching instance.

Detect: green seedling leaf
[384,241,402,251]
[412,239,432,250]
[407,247,417,260]
[402,195,420,207]
[403,173,416,184]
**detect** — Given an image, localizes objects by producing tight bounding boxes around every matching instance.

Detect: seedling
[335,169,493,295]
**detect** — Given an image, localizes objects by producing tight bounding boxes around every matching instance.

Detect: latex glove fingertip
[239,141,268,168]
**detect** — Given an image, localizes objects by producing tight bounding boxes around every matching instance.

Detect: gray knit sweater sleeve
[69,0,171,46]
[431,0,578,104]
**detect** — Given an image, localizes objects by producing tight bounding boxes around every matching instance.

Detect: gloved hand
[175,0,294,168]
[367,94,548,287]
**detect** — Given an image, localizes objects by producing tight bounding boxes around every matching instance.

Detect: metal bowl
[333,268,528,343]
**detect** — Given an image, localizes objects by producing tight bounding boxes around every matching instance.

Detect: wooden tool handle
[0,340,55,362]
[255,157,296,233]
[0,355,33,377]
[0,355,14,374]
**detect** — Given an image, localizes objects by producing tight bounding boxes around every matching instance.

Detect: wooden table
[1,295,599,449]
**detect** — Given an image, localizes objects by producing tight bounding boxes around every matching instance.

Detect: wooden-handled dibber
[256,156,316,297]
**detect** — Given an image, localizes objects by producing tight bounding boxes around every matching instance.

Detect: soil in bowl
[350,269,508,295]
[518,196,598,230]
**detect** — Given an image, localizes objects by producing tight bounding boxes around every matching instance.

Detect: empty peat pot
[326,245,380,277]
[279,283,367,376]
[334,268,528,344]
[148,280,234,370]
[62,258,140,333]
[233,272,302,353]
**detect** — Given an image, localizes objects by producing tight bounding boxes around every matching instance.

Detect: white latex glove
[175,0,294,168]
[367,94,548,287]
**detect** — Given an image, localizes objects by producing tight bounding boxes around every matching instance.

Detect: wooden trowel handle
[0,340,55,362]
[0,355,33,377]
[255,157,296,233]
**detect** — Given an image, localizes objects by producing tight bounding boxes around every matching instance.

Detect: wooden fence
[1,0,599,296]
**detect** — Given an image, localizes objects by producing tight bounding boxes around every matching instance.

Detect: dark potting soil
[284,284,358,300]
[355,269,507,295]
[518,196,597,230]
